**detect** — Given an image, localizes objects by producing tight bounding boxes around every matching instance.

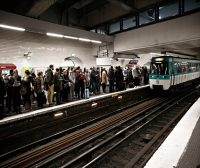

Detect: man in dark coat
[108,66,114,93]
[0,70,6,119]
[91,67,98,95]
[6,69,13,112]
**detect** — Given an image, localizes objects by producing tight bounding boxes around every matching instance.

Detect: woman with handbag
[63,70,70,102]
[34,72,44,108]
[22,70,33,111]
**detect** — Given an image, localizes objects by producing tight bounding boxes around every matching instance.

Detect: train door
[170,63,174,86]
[179,63,183,84]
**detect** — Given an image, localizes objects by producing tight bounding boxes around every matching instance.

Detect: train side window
[179,63,182,73]
[192,63,196,72]
[182,64,187,73]
[176,63,179,74]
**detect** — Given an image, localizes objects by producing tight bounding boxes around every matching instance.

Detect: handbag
[19,86,27,95]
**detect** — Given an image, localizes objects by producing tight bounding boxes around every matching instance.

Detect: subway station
[0,0,200,167]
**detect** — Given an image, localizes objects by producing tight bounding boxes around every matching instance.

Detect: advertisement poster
[23,67,31,76]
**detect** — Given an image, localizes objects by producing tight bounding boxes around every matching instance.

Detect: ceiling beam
[79,0,110,17]
[61,0,80,13]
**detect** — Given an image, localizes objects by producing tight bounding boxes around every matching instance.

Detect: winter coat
[85,72,90,82]
[34,76,44,94]
[141,69,145,77]
[10,75,22,95]
[0,77,6,97]
[54,72,62,92]
[45,68,54,86]
[23,75,34,95]
[102,71,107,83]
[108,69,114,80]
[91,70,98,82]
[132,68,138,78]
[96,70,100,87]
[68,71,76,84]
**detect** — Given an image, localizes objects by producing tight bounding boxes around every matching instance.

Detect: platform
[144,97,200,168]
[0,85,149,126]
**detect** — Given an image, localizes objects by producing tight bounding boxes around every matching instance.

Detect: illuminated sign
[153,58,166,61]
[27,56,31,60]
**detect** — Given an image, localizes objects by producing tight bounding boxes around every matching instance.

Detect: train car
[149,56,200,92]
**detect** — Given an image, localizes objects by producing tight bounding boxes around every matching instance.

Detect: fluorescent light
[54,113,63,117]
[91,40,101,43]
[0,24,25,31]
[79,38,90,42]
[46,33,63,38]
[91,103,97,106]
[124,59,132,60]
[64,36,78,40]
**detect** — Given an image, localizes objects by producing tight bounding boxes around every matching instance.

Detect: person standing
[141,67,145,85]
[6,69,14,112]
[77,69,85,99]
[91,67,98,95]
[108,66,114,93]
[101,68,107,93]
[68,67,76,100]
[10,69,22,114]
[63,70,70,102]
[85,69,90,86]
[96,68,100,93]
[31,68,36,104]
[34,72,44,108]
[144,66,148,84]
[133,66,139,87]
[22,70,33,110]
[45,65,55,106]
[0,70,6,119]
[54,68,62,105]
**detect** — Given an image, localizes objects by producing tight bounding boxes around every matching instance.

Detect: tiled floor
[177,117,200,168]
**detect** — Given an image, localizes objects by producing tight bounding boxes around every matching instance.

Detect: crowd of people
[0,65,149,119]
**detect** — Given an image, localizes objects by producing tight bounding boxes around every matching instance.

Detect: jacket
[68,71,76,84]
[91,70,97,82]
[54,72,62,92]
[141,69,145,76]
[10,75,21,95]
[108,69,114,80]
[63,74,70,84]
[46,68,54,85]
[102,71,107,83]
[132,68,138,78]
[34,76,44,94]
[85,72,90,82]
[0,77,6,98]
[22,75,33,95]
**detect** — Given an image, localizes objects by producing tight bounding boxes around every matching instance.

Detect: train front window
[150,62,169,75]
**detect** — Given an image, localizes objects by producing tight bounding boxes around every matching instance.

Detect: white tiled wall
[0,28,96,75]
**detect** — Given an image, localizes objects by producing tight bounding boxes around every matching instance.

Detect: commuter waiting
[34,72,44,108]
[22,70,33,110]
[0,70,6,119]
[45,65,55,107]
[11,69,22,114]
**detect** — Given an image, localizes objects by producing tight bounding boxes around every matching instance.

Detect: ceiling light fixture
[54,113,63,117]
[79,38,91,42]
[0,24,25,31]
[64,36,78,40]
[46,33,63,38]
[91,40,101,43]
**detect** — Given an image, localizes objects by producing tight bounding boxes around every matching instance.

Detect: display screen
[152,58,166,61]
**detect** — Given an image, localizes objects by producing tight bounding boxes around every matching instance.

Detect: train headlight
[162,76,164,78]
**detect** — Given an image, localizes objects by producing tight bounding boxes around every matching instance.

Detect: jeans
[78,80,84,98]
[92,80,96,93]
[141,76,144,85]
[102,83,106,92]
[70,84,74,98]
[109,80,113,93]
[56,92,60,104]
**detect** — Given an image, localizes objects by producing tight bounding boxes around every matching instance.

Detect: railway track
[0,86,198,168]
[0,89,149,154]
[0,96,164,168]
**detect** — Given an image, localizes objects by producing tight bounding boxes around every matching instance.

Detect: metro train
[149,56,200,92]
